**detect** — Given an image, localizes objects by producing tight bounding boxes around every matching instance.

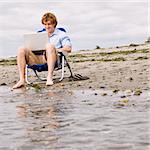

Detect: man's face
[43,20,55,34]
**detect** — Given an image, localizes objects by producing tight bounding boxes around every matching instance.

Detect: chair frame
[25,52,73,84]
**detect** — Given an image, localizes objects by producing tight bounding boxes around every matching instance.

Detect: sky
[0,0,149,57]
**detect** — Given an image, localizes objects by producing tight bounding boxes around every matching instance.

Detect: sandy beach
[0,43,149,92]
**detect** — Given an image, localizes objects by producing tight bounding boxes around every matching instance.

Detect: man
[13,12,72,89]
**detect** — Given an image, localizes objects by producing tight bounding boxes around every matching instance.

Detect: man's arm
[56,45,72,53]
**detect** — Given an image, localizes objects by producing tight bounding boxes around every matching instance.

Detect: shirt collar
[49,28,59,37]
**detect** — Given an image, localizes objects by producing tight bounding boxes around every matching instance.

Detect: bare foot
[13,80,25,89]
[46,78,54,86]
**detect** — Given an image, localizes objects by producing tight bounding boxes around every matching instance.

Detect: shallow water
[0,86,150,150]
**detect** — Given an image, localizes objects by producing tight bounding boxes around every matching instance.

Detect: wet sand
[0,43,149,92]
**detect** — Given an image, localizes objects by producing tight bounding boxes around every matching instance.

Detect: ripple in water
[0,86,150,150]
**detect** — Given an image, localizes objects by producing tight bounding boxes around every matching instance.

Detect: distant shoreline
[0,42,148,59]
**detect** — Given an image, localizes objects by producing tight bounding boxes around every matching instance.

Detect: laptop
[24,32,49,51]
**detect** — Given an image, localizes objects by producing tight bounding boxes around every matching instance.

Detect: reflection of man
[16,104,28,118]
[13,12,72,89]
[16,96,59,149]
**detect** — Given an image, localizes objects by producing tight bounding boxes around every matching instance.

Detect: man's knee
[46,43,55,49]
[46,44,56,53]
[18,46,28,54]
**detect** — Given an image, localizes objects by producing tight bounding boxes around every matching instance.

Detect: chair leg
[63,55,73,77]
[33,70,47,81]
[59,56,65,81]
[25,65,31,84]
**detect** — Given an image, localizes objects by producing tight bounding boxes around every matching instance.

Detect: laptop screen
[24,32,48,51]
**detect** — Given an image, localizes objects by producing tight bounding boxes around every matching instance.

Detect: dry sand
[0,43,149,92]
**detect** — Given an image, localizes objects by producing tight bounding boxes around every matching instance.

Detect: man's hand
[57,46,72,53]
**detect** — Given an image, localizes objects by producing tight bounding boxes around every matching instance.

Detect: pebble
[129,77,133,81]
[100,86,105,89]
[0,83,7,85]
[101,93,107,96]
[113,89,119,93]
[120,95,126,98]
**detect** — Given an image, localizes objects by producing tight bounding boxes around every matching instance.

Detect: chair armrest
[58,51,68,56]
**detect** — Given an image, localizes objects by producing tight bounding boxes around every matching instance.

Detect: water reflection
[0,86,150,150]
[15,90,64,149]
